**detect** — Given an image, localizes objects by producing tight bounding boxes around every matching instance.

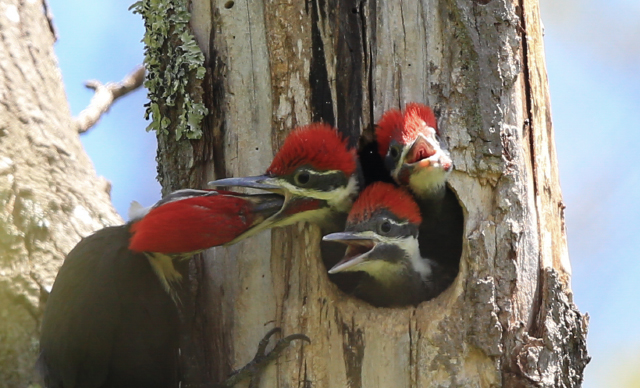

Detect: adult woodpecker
[323,182,449,307]
[376,103,463,282]
[208,123,360,236]
[38,189,307,388]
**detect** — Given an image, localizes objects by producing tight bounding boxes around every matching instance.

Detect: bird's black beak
[209,175,324,241]
[244,193,286,226]
[323,231,382,274]
[208,175,284,192]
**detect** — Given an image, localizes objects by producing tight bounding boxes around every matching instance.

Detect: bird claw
[215,328,310,388]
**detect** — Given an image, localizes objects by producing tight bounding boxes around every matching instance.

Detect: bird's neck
[408,170,447,201]
[402,237,433,282]
[327,175,360,213]
[355,255,431,307]
[364,238,432,288]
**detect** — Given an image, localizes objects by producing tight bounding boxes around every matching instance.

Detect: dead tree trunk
[0,1,121,386]
[144,0,589,386]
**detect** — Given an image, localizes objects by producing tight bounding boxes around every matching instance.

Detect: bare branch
[74,65,146,134]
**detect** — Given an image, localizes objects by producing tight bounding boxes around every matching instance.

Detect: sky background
[47,1,640,386]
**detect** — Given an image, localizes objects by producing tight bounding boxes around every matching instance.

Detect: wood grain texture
[156,0,589,386]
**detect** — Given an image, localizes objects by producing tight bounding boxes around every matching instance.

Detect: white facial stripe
[306,169,343,177]
[276,174,358,212]
[327,175,359,212]
[386,218,409,228]
[394,145,413,181]
[394,236,431,280]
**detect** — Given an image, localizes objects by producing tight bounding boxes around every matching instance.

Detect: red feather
[129,194,257,254]
[375,108,403,158]
[348,182,422,226]
[266,123,357,177]
[375,103,438,157]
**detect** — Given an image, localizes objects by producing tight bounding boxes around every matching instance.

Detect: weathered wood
[153,0,588,386]
[0,1,121,385]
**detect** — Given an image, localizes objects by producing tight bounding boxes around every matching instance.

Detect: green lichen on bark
[131,0,207,140]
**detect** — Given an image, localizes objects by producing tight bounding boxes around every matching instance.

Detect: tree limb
[74,65,146,134]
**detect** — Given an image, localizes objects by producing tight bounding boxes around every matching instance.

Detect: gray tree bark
[148,0,589,387]
[0,1,121,386]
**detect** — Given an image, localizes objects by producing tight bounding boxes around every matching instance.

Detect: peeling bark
[153,0,589,386]
[0,0,121,386]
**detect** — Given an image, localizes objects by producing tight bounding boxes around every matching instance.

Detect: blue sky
[48,1,640,386]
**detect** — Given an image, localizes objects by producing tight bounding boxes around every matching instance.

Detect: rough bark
[153,0,589,387]
[0,1,121,386]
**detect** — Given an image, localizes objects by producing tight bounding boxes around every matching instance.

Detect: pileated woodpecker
[323,182,449,307]
[375,103,463,285]
[38,189,307,388]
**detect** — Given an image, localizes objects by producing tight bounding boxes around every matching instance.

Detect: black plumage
[38,225,180,388]
[416,185,464,293]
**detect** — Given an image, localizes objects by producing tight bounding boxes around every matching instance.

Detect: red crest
[375,103,438,157]
[266,123,357,177]
[348,182,422,226]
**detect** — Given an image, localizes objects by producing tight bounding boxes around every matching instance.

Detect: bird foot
[215,328,310,388]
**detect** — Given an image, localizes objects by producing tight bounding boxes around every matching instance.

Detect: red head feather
[266,123,357,177]
[129,193,259,254]
[375,108,403,158]
[348,182,422,226]
[375,103,438,157]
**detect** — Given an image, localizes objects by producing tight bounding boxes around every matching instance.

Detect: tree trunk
[0,1,121,386]
[147,0,589,387]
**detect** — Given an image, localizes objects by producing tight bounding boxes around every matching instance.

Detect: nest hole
[321,142,464,308]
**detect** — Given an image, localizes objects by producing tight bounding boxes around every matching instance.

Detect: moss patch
[131,0,207,140]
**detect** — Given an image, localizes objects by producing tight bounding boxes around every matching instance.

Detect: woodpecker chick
[376,103,463,284]
[208,123,360,237]
[38,189,305,388]
[323,182,448,307]
[376,103,452,198]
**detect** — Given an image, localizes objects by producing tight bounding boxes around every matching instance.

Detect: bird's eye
[295,170,311,186]
[389,146,400,159]
[379,220,392,234]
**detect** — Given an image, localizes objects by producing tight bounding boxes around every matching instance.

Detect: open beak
[394,134,452,184]
[244,193,286,226]
[209,175,323,244]
[323,231,381,274]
